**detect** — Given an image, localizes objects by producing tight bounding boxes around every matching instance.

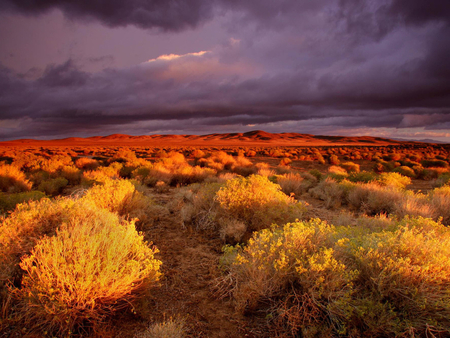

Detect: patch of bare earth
[113,190,267,338]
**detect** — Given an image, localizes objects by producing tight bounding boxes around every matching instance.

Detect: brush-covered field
[1,144,450,337]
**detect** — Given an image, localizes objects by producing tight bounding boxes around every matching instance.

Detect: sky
[0,0,450,142]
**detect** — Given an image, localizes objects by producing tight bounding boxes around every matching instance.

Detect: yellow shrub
[16,206,161,335]
[0,164,32,193]
[81,178,157,228]
[221,216,450,336]
[75,157,100,170]
[215,175,306,231]
[81,163,122,185]
[1,197,76,301]
[429,185,450,225]
[377,172,411,189]
[220,219,355,336]
[341,217,450,335]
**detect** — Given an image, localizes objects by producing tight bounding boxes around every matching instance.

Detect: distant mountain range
[391,137,446,144]
[0,130,444,147]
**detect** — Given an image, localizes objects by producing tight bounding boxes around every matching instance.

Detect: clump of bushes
[15,205,161,335]
[136,152,216,187]
[0,164,32,193]
[82,178,167,230]
[215,175,306,232]
[37,177,69,195]
[219,217,450,337]
[276,172,317,198]
[393,165,416,178]
[75,157,100,170]
[340,161,360,173]
[0,191,47,213]
[421,159,449,168]
[177,175,307,242]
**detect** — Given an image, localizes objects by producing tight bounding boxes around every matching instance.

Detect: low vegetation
[219,217,450,337]
[0,143,449,337]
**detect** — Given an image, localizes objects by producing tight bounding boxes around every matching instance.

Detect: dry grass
[135,318,185,338]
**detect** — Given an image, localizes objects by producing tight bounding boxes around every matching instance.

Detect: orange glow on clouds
[146,51,210,62]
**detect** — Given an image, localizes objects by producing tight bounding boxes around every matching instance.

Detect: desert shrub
[0,164,32,193]
[220,216,450,337]
[37,177,69,195]
[256,162,276,178]
[346,182,405,215]
[428,185,450,225]
[144,153,216,187]
[59,165,82,185]
[75,157,100,170]
[309,169,322,181]
[329,155,340,165]
[340,161,360,173]
[347,171,376,183]
[220,219,355,336]
[0,191,47,213]
[435,172,450,187]
[176,182,223,230]
[374,160,395,173]
[275,165,291,175]
[393,165,416,178]
[81,162,122,185]
[215,175,306,232]
[246,150,257,157]
[377,172,411,189]
[339,217,450,336]
[135,318,185,338]
[310,178,355,209]
[279,157,292,166]
[15,206,161,335]
[0,197,76,302]
[277,173,310,198]
[393,191,434,220]
[421,159,448,168]
[110,149,139,163]
[191,149,206,160]
[315,152,326,165]
[132,164,153,182]
[81,178,155,225]
[328,165,347,176]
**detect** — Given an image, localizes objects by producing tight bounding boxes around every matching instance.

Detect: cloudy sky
[0,0,449,142]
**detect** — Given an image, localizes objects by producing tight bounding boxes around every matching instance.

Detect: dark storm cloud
[1,50,450,140]
[3,0,449,33]
[0,0,214,31]
[38,60,90,87]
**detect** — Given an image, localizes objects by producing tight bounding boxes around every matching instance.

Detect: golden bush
[220,216,450,336]
[16,206,161,335]
[0,164,32,193]
[215,175,306,231]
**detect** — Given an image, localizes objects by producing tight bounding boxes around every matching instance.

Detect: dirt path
[114,190,266,338]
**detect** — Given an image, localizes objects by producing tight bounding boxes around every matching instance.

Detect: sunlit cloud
[146,50,210,63]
